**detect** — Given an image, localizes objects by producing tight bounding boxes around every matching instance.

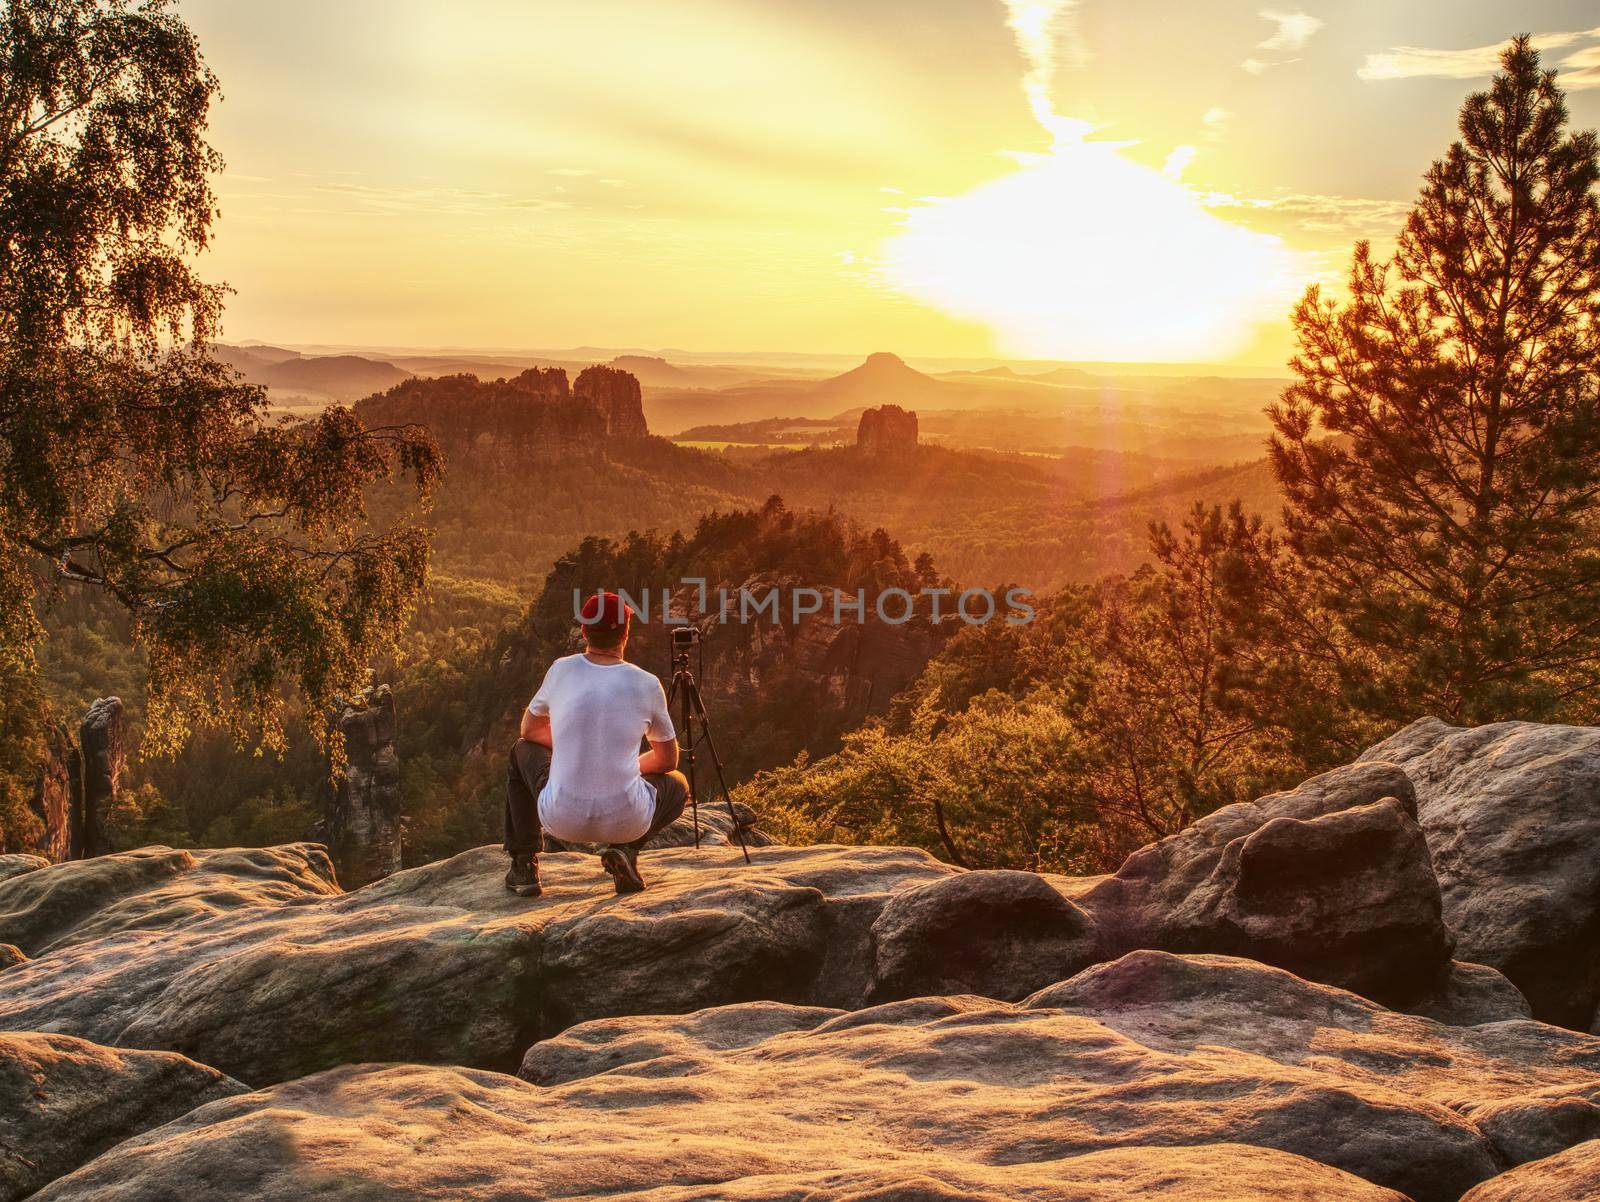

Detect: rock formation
[1361,718,1600,1029]
[1077,761,1455,1007]
[26,723,74,862]
[507,365,569,399]
[0,1031,242,1202]
[855,402,918,457]
[74,698,123,859]
[353,364,649,463]
[29,951,1600,1200]
[4,723,1600,1199]
[326,684,402,887]
[574,364,649,438]
[0,856,47,885]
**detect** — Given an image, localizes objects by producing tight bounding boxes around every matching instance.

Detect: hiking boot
[503,851,542,898]
[600,846,645,894]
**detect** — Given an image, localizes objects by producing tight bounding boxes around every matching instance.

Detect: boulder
[1361,718,1600,1029]
[0,946,22,971]
[1080,764,1455,1006]
[326,684,402,887]
[34,1034,1454,1201]
[869,869,1098,1001]
[1026,952,1600,1120]
[0,844,338,955]
[1458,1139,1600,1201]
[1462,1088,1600,1168]
[1406,961,1534,1026]
[0,1030,243,1202]
[0,856,48,885]
[0,843,955,1085]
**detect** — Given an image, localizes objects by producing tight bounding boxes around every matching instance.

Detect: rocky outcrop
[856,402,918,457]
[1459,1139,1600,1200]
[0,945,22,971]
[5,714,1600,1199]
[1408,960,1534,1025]
[869,869,1098,1002]
[353,365,647,464]
[326,684,401,887]
[0,844,951,1086]
[27,723,74,862]
[1361,718,1600,1029]
[75,697,123,858]
[574,364,649,438]
[0,1030,243,1202]
[32,1064,1415,1200]
[508,364,569,398]
[1078,762,1455,1006]
[0,856,47,885]
[40,952,1600,1202]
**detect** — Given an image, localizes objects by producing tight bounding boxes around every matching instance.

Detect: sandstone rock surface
[0,1030,242,1202]
[33,1067,1411,1202]
[0,843,954,1085]
[0,856,47,885]
[1458,1138,1600,1200]
[1079,763,1455,1005]
[45,949,1600,1202]
[869,868,1098,1001]
[1361,718,1600,1029]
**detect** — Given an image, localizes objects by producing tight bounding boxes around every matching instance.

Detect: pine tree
[1271,37,1600,722]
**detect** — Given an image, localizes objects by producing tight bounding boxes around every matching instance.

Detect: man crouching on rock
[504,591,688,898]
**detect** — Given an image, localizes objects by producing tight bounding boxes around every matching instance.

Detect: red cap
[579,591,633,631]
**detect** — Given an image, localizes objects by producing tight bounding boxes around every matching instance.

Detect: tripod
[665,634,751,863]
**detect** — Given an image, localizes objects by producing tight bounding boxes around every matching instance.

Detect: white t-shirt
[528,654,677,844]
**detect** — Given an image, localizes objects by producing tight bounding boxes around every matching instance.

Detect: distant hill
[645,352,1058,433]
[258,355,412,399]
[810,352,946,406]
[210,344,413,404]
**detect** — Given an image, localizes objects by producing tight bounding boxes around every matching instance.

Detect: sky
[180,0,1600,365]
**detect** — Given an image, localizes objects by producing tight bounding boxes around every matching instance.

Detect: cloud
[1163,145,1197,178]
[1202,188,1412,239]
[1001,1,1088,137]
[1245,10,1322,73]
[1359,27,1600,88]
[1202,106,1233,132]
[1257,10,1323,53]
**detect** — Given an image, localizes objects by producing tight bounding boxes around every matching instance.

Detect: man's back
[528,653,675,843]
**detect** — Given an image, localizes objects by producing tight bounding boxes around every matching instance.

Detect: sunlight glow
[882,133,1299,361]
[882,0,1302,361]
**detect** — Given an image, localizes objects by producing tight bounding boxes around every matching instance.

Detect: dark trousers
[505,739,688,853]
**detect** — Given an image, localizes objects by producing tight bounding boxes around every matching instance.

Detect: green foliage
[750,503,1357,873]
[1272,38,1600,723]
[0,0,441,799]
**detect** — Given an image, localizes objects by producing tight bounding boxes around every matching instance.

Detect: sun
[882,134,1302,362]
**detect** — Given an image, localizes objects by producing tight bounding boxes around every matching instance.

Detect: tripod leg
[686,680,751,864]
[672,670,699,848]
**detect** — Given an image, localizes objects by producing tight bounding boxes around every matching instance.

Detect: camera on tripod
[662,622,750,863]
